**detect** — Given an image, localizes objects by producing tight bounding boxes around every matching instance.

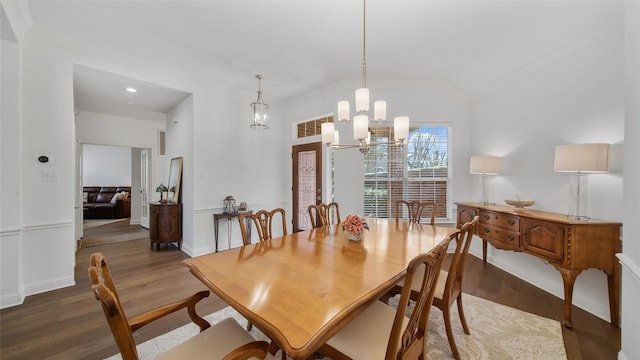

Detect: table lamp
[554,143,609,220]
[156,183,168,203]
[470,155,501,205]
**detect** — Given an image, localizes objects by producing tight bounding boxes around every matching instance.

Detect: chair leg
[246,320,253,331]
[442,305,461,360]
[457,294,470,335]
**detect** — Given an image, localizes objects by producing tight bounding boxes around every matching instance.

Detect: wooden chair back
[239,208,287,245]
[387,238,450,359]
[308,202,341,228]
[395,200,437,224]
[442,215,479,301]
[88,253,139,359]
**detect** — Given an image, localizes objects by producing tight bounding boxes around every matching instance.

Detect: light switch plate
[42,170,59,181]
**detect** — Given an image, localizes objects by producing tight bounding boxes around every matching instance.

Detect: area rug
[105,293,566,359]
[83,218,127,229]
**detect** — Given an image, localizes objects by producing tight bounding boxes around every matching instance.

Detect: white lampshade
[554,143,609,173]
[337,101,350,122]
[393,116,409,142]
[321,122,335,144]
[333,130,340,146]
[470,155,501,175]
[353,115,369,140]
[355,88,369,112]
[374,101,386,122]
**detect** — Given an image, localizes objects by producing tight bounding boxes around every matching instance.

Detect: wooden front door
[292,142,322,232]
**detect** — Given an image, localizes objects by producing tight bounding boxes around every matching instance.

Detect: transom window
[364,126,450,222]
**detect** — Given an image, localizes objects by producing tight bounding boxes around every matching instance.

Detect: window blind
[364,126,450,221]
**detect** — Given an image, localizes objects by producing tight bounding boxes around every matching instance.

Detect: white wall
[619,3,640,360]
[470,17,624,322]
[0,7,288,307]
[190,82,288,255]
[82,144,131,186]
[1,8,24,308]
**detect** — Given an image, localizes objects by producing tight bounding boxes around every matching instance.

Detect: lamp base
[567,214,590,221]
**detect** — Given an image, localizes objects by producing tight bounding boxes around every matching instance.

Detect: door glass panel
[140,149,149,228]
[297,150,316,231]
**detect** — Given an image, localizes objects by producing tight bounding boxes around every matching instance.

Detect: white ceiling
[24,0,622,117]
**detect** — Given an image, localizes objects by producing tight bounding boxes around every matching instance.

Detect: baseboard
[0,291,25,309]
[24,276,75,297]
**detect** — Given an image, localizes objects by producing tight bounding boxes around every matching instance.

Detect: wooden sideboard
[149,202,182,251]
[456,202,621,328]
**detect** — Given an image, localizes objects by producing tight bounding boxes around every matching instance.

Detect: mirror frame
[167,156,183,203]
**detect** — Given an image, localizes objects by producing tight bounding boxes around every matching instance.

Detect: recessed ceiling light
[125,87,137,93]
[126,101,135,106]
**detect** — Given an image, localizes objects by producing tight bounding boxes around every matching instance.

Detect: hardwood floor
[0,223,620,360]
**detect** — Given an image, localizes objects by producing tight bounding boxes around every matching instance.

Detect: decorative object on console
[505,198,535,209]
[469,155,500,205]
[320,0,409,154]
[250,74,269,129]
[156,183,168,203]
[223,195,237,214]
[341,214,369,241]
[554,143,609,220]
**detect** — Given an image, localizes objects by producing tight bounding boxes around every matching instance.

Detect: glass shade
[251,91,269,129]
[333,130,340,146]
[338,101,350,122]
[353,115,368,140]
[393,116,409,142]
[321,122,335,144]
[355,88,369,112]
[373,101,386,122]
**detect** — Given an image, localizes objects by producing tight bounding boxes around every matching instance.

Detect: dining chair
[395,200,437,224]
[308,202,341,228]
[318,237,451,360]
[237,207,288,338]
[87,252,273,360]
[239,208,287,246]
[429,215,479,360]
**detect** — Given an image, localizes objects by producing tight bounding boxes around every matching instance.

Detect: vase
[347,231,362,241]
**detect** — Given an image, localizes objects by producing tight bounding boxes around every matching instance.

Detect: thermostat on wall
[37,154,54,164]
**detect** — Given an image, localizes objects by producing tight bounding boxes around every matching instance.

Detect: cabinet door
[457,205,478,229]
[522,218,564,262]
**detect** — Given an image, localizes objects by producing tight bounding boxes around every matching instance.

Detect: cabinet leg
[607,268,620,327]
[556,267,581,328]
[482,239,487,263]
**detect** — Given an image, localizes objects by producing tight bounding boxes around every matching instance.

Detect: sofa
[83,186,131,219]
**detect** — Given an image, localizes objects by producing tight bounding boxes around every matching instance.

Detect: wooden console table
[456,202,621,328]
[213,211,252,252]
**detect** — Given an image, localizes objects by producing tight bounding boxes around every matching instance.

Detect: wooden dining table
[182,218,459,360]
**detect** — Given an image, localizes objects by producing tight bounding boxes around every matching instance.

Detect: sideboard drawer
[478,224,520,250]
[480,210,520,232]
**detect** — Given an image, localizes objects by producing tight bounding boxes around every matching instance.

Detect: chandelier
[250,74,269,129]
[321,0,409,154]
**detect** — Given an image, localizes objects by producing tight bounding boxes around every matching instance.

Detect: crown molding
[1,1,33,43]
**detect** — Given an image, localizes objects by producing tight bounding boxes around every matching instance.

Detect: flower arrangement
[341,214,369,235]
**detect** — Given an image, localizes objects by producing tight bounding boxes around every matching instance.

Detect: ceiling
[23,1,622,117]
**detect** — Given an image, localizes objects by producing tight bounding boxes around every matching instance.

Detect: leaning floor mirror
[167,156,183,203]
